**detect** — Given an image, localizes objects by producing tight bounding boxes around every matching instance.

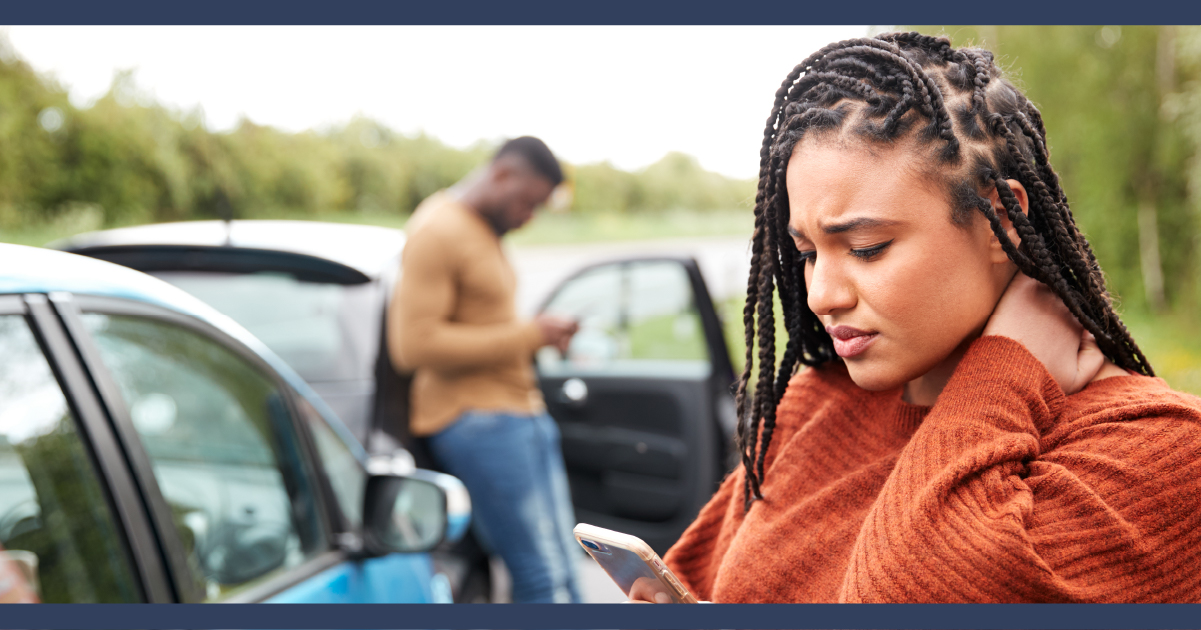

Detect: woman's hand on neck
[983,273,1111,394]
[904,273,1124,407]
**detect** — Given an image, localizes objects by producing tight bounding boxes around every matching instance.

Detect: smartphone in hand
[573,523,698,603]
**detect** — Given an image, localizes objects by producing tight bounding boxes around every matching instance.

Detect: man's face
[497,168,554,233]
[484,162,555,234]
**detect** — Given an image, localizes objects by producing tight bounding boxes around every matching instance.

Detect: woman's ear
[987,178,1029,262]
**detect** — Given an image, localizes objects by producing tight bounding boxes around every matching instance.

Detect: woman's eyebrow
[820,217,901,234]
[787,217,900,239]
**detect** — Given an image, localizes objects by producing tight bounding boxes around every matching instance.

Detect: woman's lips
[826,325,879,359]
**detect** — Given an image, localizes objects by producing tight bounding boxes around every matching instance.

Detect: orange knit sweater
[664,336,1201,602]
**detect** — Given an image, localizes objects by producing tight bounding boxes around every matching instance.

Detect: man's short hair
[494,136,563,186]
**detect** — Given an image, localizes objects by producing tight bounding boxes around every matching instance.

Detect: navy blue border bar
[2,604,1200,629]
[5,0,1201,24]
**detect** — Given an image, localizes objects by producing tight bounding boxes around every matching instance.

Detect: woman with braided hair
[631,32,1201,603]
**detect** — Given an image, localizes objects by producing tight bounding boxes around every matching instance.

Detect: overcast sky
[3,26,871,179]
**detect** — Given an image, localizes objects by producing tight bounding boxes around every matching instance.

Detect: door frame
[536,255,739,466]
[534,256,740,549]
[56,293,351,602]
[11,293,172,602]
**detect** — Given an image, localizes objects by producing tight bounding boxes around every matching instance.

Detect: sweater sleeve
[839,335,1201,603]
[663,465,746,601]
[387,228,544,372]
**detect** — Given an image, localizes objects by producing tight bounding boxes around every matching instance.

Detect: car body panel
[265,553,445,603]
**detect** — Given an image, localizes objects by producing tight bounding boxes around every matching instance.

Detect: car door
[52,294,443,603]
[535,257,737,553]
[0,294,171,603]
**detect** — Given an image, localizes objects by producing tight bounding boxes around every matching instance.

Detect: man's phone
[573,523,699,603]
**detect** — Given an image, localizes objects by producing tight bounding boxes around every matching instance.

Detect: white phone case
[573,523,698,603]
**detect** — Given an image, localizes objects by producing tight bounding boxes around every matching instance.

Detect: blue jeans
[427,410,582,603]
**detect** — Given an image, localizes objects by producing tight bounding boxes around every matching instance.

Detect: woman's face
[786,140,1016,401]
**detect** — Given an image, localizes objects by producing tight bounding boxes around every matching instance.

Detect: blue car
[0,243,469,603]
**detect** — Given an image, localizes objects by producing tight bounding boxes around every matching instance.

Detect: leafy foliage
[0,38,754,240]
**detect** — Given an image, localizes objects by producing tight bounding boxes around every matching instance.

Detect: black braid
[733,55,811,507]
[736,31,1154,509]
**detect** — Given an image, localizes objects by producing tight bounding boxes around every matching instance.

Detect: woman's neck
[903,334,977,406]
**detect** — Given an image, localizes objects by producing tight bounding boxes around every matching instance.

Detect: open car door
[536,257,737,553]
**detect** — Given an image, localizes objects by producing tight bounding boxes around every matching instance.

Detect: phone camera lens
[581,539,601,551]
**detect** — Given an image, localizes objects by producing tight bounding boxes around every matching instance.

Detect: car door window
[79,313,326,601]
[296,398,365,530]
[539,260,710,377]
[0,315,141,602]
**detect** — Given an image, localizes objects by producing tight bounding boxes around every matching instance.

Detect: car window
[296,398,365,530]
[0,315,141,602]
[539,260,711,378]
[80,313,327,601]
[149,271,379,383]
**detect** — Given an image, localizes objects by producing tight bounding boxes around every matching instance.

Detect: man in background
[388,136,581,603]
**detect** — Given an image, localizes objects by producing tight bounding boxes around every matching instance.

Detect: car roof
[0,243,369,462]
[51,220,406,279]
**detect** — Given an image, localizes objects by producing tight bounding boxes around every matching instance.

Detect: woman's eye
[798,250,817,265]
[850,240,893,261]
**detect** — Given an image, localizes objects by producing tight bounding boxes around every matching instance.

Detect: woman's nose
[806,259,856,315]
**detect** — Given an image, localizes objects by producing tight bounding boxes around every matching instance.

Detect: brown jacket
[665,335,1201,602]
[388,191,545,436]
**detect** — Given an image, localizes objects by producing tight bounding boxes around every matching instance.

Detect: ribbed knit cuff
[937,335,1067,436]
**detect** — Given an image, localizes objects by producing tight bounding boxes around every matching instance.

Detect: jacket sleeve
[838,335,1201,602]
[387,228,544,372]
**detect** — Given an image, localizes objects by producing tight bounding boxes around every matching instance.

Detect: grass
[1121,308,1201,396]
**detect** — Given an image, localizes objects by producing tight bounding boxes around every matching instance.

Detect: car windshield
[151,271,381,383]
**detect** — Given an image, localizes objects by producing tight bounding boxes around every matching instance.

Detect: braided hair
[736,32,1153,510]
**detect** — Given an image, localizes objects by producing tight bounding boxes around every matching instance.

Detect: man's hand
[534,314,579,353]
[982,273,1107,394]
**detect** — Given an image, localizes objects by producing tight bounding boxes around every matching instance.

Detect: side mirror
[362,474,447,555]
[405,469,471,544]
[362,452,472,555]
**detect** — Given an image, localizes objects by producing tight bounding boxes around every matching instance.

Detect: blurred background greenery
[0,26,1198,393]
[908,26,1201,394]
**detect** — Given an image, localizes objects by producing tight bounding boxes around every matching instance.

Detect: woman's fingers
[984,273,1087,393]
[628,576,671,603]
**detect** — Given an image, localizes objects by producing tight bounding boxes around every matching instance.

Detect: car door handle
[560,378,588,406]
